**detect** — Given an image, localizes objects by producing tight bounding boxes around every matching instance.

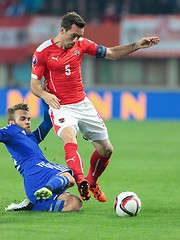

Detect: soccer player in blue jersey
[1,102,82,212]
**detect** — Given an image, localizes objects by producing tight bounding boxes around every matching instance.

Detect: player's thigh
[60,125,77,143]
[32,194,65,212]
[32,192,82,212]
[80,109,109,142]
[49,107,79,137]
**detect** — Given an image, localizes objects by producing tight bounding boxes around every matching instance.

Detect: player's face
[14,110,32,133]
[61,24,84,49]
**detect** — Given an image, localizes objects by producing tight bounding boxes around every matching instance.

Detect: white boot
[5,199,32,211]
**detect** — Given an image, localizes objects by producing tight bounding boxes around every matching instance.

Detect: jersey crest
[74,50,80,56]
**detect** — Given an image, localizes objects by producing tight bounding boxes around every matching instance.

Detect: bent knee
[71,196,82,211]
[61,194,82,212]
[93,140,113,157]
[105,146,113,156]
[102,145,113,157]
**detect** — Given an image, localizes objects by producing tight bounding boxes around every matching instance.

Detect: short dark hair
[61,12,86,31]
[6,103,29,121]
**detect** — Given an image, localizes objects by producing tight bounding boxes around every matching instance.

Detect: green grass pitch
[0,118,179,240]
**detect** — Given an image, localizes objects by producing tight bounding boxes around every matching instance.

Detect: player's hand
[42,92,61,109]
[136,36,160,49]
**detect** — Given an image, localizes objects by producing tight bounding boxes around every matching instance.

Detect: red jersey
[31,38,98,105]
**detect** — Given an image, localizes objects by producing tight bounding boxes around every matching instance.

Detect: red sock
[64,143,84,185]
[86,150,111,187]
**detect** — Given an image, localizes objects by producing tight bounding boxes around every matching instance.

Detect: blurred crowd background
[0,0,180,89]
[1,0,180,21]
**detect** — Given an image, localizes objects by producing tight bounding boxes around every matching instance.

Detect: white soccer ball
[114,191,141,217]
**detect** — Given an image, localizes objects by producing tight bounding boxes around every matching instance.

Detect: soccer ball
[114,191,141,217]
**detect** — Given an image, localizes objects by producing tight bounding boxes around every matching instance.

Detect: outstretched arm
[105,36,160,60]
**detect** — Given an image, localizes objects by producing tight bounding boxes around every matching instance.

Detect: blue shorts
[32,195,65,212]
[24,161,72,206]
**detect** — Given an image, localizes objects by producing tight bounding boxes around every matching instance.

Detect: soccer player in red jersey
[30,12,160,202]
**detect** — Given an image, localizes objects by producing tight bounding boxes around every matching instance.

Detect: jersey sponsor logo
[66,156,75,162]
[32,55,38,65]
[52,56,59,61]
[74,50,80,56]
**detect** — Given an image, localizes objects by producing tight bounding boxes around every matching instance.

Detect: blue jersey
[0,124,49,177]
[0,100,52,177]
[0,101,72,204]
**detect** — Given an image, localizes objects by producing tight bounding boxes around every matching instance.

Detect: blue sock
[46,175,70,193]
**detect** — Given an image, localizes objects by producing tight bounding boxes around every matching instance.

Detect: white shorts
[49,97,109,142]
